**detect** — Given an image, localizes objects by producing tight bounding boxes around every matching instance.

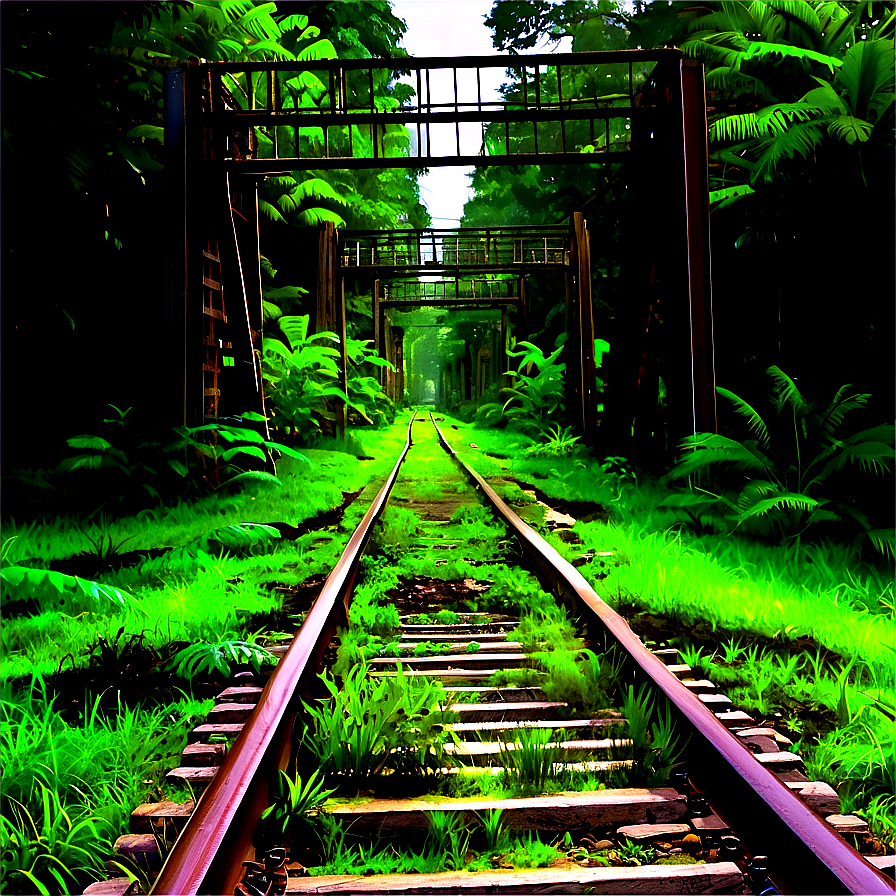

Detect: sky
[391,0,570,226]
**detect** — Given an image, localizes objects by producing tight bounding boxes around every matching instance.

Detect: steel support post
[337,277,348,436]
[372,280,381,385]
[680,59,717,435]
[570,213,598,443]
[165,66,189,426]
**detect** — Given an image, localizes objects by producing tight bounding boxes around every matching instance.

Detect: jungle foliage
[662,368,895,555]
[1,1,426,470]
[464,0,894,465]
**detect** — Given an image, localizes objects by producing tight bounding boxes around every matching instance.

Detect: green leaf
[221,444,268,462]
[767,365,811,416]
[127,125,165,143]
[736,492,820,523]
[66,435,113,450]
[717,386,770,447]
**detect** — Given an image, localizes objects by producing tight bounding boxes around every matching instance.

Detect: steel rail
[429,414,892,896]
[150,414,418,896]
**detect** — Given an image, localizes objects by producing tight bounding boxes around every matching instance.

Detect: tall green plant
[475,340,566,436]
[261,313,394,439]
[301,664,449,786]
[662,367,895,555]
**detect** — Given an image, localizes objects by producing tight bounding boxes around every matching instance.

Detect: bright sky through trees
[392,0,570,224]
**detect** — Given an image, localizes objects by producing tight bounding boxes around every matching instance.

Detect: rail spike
[234,846,287,896]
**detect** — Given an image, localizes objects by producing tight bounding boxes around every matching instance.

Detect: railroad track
[87,412,893,896]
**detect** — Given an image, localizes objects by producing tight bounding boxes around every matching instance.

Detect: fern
[1,566,138,614]
[663,368,895,552]
[167,637,275,679]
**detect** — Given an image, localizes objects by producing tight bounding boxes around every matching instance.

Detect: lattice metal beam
[341,226,571,274]
[191,49,682,171]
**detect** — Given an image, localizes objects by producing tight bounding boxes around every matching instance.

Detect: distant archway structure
[165,49,715,451]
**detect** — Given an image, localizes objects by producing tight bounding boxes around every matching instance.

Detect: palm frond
[667,436,772,480]
[863,528,896,561]
[259,198,287,224]
[710,112,761,141]
[767,365,811,416]
[754,113,824,178]
[743,40,842,71]
[736,492,820,522]
[802,81,847,113]
[765,1,822,32]
[298,207,346,227]
[717,386,771,447]
[262,301,281,323]
[827,114,874,144]
[837,39,896,122]
[815,438,895,481]
[820,386,867,430]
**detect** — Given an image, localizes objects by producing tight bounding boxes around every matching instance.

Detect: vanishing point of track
[101,413,891,895]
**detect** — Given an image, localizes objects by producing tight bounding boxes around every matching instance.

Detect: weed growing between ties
[300,663,454,792]
[449,412,894,845]
[0,415,418,892]
[300,808,565,876]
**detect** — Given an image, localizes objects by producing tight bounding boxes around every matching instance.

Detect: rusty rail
[429,412,892,896]
[150,414,417,895]
[150,410,891,894]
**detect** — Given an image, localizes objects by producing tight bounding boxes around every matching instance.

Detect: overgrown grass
[0,418,414,893]
[449,413,894,842]
[0,675,212,894]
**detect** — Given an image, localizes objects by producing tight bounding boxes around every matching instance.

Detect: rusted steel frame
[357,266,566,278]
[429,416,893,896]
[151,415,418,895]
[570,213,598,443]
[210,150,634,174]
[346,225,572,237]
[197,49,681,77]
[381,299,521,309]
[164,66,189,427]
[200,107,653,127]
[679,58,717,436]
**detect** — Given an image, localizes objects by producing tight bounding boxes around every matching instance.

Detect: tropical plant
[0,566,137,617]
[166,634,276,680]
[611,837,656,867]
[476,340,567,437]
[506,832,561,869]
[499,727,565,793]
[661,367,895,555]
[56,407,309,511]
[259,769,336,843]
[682,2,895,188]
[425,811,471,871]
[301,664,450,786]
[524,425,582,458]
[261,313,395,440]
[475,808,510,852]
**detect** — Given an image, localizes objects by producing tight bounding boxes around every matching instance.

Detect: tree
[0,1,427,471]
[678,1,895,418]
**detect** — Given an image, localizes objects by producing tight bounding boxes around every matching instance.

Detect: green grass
[449,413,894,842]
[0,418,414,893]
[0,676,213,894]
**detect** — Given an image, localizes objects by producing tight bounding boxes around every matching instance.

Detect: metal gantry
[165,47,715,452]
[191,51,680,171]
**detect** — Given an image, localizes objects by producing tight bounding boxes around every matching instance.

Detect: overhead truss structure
[166,48,715,451]
[193,50,683,171]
